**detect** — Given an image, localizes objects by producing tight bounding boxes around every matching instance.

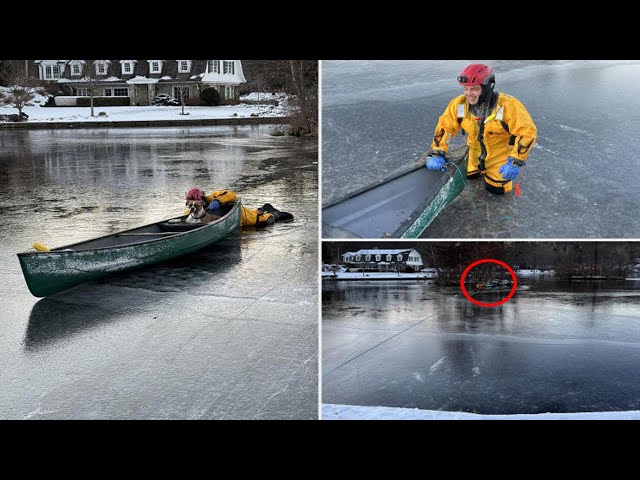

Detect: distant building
[341,249,423,272]
[33,60,246,106]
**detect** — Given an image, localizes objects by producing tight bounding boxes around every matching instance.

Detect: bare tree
[0,76,35,120]
[73,60,107,117]
[85,60,101,117]
[288,60,318,136]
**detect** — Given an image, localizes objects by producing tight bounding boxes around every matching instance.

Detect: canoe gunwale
[16,201,241,258]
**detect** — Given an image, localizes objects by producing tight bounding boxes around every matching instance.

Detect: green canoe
[17,201,242,297]
[322,145,468,239]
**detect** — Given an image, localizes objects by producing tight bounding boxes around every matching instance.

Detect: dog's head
[187,201,206,216]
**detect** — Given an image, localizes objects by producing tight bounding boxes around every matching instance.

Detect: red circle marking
[459,259,518,307]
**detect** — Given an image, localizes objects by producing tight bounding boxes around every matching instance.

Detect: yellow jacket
[187,189,273,227]
[430,92,537,174]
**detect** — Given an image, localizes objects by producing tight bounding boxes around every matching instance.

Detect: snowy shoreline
[0,115,290,130]
[323,404,640,420]
[0,89,292,129]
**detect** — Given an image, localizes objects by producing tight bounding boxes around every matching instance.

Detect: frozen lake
[322,279,640,414]
[322,60,640,238]
[0,125,318,419]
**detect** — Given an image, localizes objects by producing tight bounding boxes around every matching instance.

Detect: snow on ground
[517,269,556,277]
[0,86,50,106]
[240,91,288,103]
[322,404,640,420]
[0,88,290,123]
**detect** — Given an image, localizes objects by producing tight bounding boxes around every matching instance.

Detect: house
[34,60,246,106]
[341,249,423,273]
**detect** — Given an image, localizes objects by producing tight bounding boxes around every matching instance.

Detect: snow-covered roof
[348,249,418,256]
[57,76,124,83]
[126,76,159,84]
[201,60,246,85]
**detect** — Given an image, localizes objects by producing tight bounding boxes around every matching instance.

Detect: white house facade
[341,249,424,272]
[34,60,246,106]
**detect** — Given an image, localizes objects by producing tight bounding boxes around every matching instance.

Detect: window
[44,65,61,80]
[397,255,403,261]
[223,61,235,74]
[355,255,361,262]
[72,64,81,76]
[178,60,191,73]
[95,61,107,75]
[149,60,162,74]
[120,60,136,75]
[375,254,381,261]
[386,254,392,261]
[74,88,90,96]
[208,60,220,74]
[104,88,129,97]
[365,255,371,262]
[224,86,234,99]
[173,86,189,102]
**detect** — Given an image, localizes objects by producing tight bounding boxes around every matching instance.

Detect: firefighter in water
[425,63,537,195]
[184,188,293,228]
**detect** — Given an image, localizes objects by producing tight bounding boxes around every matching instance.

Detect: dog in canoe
[185,196,221,224]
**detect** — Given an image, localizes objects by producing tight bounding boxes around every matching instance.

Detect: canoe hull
[322,146,468,239]
[17,202,241,297]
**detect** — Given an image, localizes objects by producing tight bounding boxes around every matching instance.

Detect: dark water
[322,279,640,414]
[322,60,640,238]
[0,125,318,419]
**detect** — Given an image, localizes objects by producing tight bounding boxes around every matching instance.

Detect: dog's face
[185,198,221,224]
[186,199,207,216]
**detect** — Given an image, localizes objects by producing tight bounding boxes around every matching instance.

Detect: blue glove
[425,154,446,172]
[498,157,521,181]
[207,200,221,211]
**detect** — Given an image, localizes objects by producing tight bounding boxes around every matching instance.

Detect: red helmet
[185,187,204,201]
[457,64,495,86]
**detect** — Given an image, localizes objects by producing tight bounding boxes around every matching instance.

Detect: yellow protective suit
[204,189,274,227]
[430,92,537,193]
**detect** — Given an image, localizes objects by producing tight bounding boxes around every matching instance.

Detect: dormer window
[120,60,137,75]
[177,60,192,73]
[208,60,220,74]
[223,60,235,75]
[38,61,64,80]
[94,60,110,76]
[68,60,86,76]
[148,60,163,74]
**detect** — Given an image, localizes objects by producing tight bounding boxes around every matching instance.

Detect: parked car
[153,94,179,106]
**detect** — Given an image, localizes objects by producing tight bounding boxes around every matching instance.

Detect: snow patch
[322,404,640,420]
